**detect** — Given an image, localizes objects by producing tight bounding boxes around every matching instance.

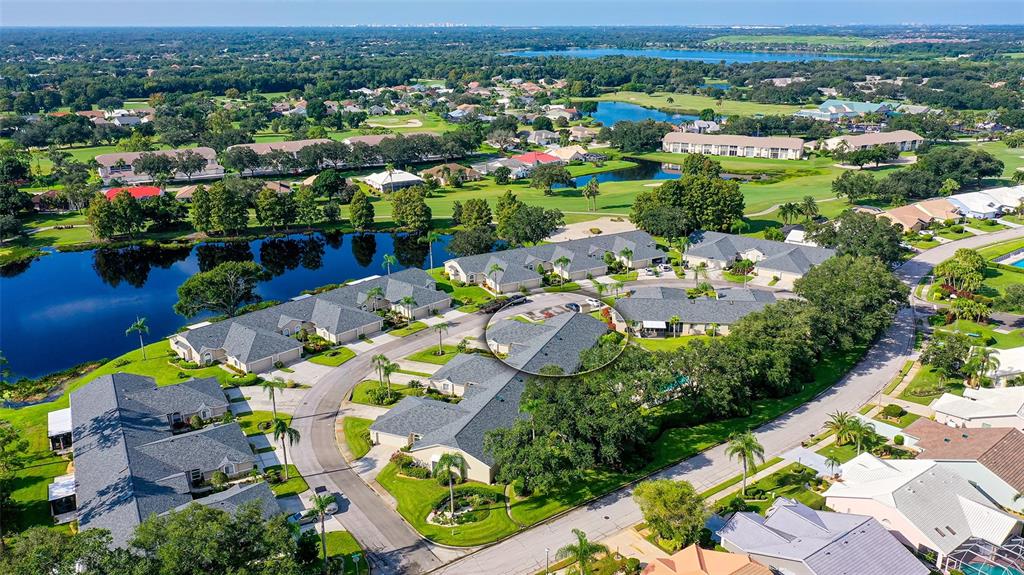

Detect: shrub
[894,434,905,446]
[589,228,602,235]
[949,225,964,233]
[189,415,203,429]
[403,465,430,479]
[114,358,131,367]
[211,471,229,489]
[435,469,453,486]
[273,360,285,369]
[180,361,200,369]
[390,452,414,468]
[882,404,906,419]
[220,411,234,424]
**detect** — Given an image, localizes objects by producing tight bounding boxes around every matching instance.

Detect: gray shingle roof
[687,231,834,276]
[487,312,610,374]
[617,287,776,325]
[180,268,448,365]
[719,498,928,575]
[171,481,280,518]
[70,374,254,548]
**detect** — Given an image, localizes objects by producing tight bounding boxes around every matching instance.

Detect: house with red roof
[105,186,162,201]
[510,152,563,166]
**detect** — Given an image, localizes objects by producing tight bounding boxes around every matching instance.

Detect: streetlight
[545,547,550,574]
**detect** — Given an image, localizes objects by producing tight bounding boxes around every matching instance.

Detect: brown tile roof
[228,139,332,155]
[642,545,771,575]
[835,130,924,147]
[263,181,292,194]
[907,418,1024,492]
[95,147,218,168]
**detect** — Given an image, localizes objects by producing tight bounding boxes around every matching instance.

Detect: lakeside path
[428,226,1024,575]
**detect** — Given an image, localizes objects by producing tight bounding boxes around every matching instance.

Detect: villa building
[613,287,776,338]
[363,169,424,192]
[418,163,482,186]
[444,230,666,294]
[662,133,805,160]
[170,269,450,373]
[823,130,924,152]
[718,498,928,575]
[931,387,1024,430]
[684,232,835,286]
[225,139,333,175]
[641,544,770,575]
[55,374,273,547]
[824,454,1022,570]
[485,311,609,374]
[794,99,898,122]
[95,147,224,185]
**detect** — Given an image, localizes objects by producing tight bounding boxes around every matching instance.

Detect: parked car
[505,294,528,306]
[313,485,339,514]
[585,298,603,309]
[287,511,316,525]
[565,302,581,312]
[659,264,673,272]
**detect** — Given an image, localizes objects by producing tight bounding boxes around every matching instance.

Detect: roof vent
[944,438,951,443]
[962,433,969,439]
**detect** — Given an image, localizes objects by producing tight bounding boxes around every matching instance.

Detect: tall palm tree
[382,360,399,400]
[422,231,444,270]
[618,247,633,266]
[365,286,385,311]
[825,455,842,478]
[824,411,855,447]
[371,354,390,387]
[553,256,571,286]
[433,452,467,519]
[583,177,600,211]
[261,378,287,419]
[309,493,335,575]
[555,529,608,575]
[398,296,418,319]
[725,431,765,497]
[849,419,876,456]
[595,282,606,298]
[778,202,801,225]
[125,316,149,359]
[967,347,1000,388]
[384,162,396,193]
[692,262,709,284]
[433,321,451,356]
[382,253,398,276]
[669,314,681,338]
[801,196,819,221]
[271,418,300,480]
[487,263,504,293]
[614,281,625,296]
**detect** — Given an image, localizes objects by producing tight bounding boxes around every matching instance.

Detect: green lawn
[543,281,581,293]
[307,347,356,367]
[375,463,519,546]
[632,335,711,352]
[428,268,493,311]
[899,364,963,405]
[722,272,754,283]
[873,411,921,429]
[967,218,1008,232]
[350,380,421,407]
[405,345,461,365]
[738,464,827,515]
[236,411,291,436]
[390,321,429,337]
[936,228,976,241]
[322,531,370,575]
[816,442,860,464]
[699,457,784,499]
[979,237,1024,260]
[580,91,804,116]
[609,271,639,282]
[937,320,1024,349]
[342,417,373,459]
[266,465,308,498]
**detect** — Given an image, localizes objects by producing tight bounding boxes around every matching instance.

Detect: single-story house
[485,312,609,374]
[104,185,162,201]
[931,386,1024,430]
[718,497,928,575]
[363,169,424,192]
[614,287,776,338]
[526,130,560,146]
[170,268,450,372]
[419,163,482,186]
[685,231,835,285]
[568,125,601,142]
[679,120,720,134]
[68,374,267,547]
[546,145,589,163]
[511,151,563,166]
[174,185,199,201]
[825,454,1022,570]
[914,197,962,222]
[444,230,666,294]
[95,147,224,185]
[879,204,931,232]
[989,345,1024,386]
[471,157,532,179]
[641,544,770,575]
[824,130,924,152]
[947,192,1003,219]
[905,418,1024,512]
[662,133,804,160]
[977,185,1024,212]
[794,99,897,122]
[263,181,293,194]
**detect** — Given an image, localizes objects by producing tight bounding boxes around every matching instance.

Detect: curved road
[289,227,1024,575]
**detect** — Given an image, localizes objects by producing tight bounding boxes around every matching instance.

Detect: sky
[2,0,1022,27]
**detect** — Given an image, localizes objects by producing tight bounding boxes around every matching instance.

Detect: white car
[585,298,603,309]
[287,511,316,525]
[659,264,674,272]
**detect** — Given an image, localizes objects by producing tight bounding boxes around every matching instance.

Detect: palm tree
[382,360,399,401]
[271,417,300,480]
[487,263,504,293]
[261,377,287,419]
[849,419,876,456]
[422,231,443,270]
[371,354,390,387]
[125,316,149,359]
[801,196,819,221]
[669,314,681,338]
[582,177,600,211]
[614,281,625,296]
[365,286,385,311]
[384,162,396,192]
[778,202,801,225]
[725,431,765,497]
[398,295,417,319]
[309,492,335,575]
[1012,168,1024,186]
[555,529,608,575]
[595,282,606,298]
[434,452,467,519]
[966,347,1000,388]
[433,321,451,356]
[553,255,571,286]
[381,253,398,276]
[692,262,709,284]
[618,247,633,267]
[825,455,842,478]
[824,411,855,446]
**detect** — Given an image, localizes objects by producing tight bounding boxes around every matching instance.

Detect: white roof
[948,192,1002,213]
[825,453,1019,554]
[47,408,72,437]
[978,185,1024,209]
[48,473,75,501]
[932,386,1024,419]
[991,346,1024,378]
[642,321,667,329]
[363,170,422,188]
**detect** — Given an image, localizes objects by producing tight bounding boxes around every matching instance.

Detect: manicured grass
[376,463,519,546]
[342,417,373,459]
[390,321,429,337]
[816,442,860,465]
[322,531,370,574]
[632,335,711,352]
[968,218,1008,231]
[699,457,784,499]
[978,237,1024,260]
[937,320,1024,349]
[237,411,291,436]
[580,90,804,116]
[873,411,921,428]
[936,228,975,241]
[739,464,826,515]
[508,345,865,527]
[6,454,73,532]
[350,380,421,407]
[543,281,581,293]
[307,347,356,367]
[722,272,754,283]
[428,268,493,311]
[266,465,308,497]
[899,364,963,405]
[609,271,639,282]
[405,344,461,365]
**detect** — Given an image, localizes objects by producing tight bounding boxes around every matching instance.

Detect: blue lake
[0,232,453,379]
[590,101,699,126]
[503,48,872,63]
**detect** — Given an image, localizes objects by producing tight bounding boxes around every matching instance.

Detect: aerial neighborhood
[2,17,1024,575]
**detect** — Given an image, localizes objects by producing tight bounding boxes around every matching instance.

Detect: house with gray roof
[66,373,268,547]
[614,287,776,338]
[718,498,929,575]
[486,311,610,375]
[170,268,451,373]
[685,231,834,287]
[445,231,666,294]
[370,354,526,483]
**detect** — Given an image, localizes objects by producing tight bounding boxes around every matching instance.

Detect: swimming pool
[965,563,1024,575]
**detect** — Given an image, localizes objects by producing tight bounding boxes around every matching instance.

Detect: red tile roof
[511,152,560,165]
[105,186,162,200]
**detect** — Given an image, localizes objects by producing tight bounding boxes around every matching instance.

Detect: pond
[502,47,873,63]
[0,232,453,379]
[589,101,699,126]
[559,159,755,189]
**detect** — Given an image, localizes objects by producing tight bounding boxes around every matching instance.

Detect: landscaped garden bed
[308,347,356,367]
